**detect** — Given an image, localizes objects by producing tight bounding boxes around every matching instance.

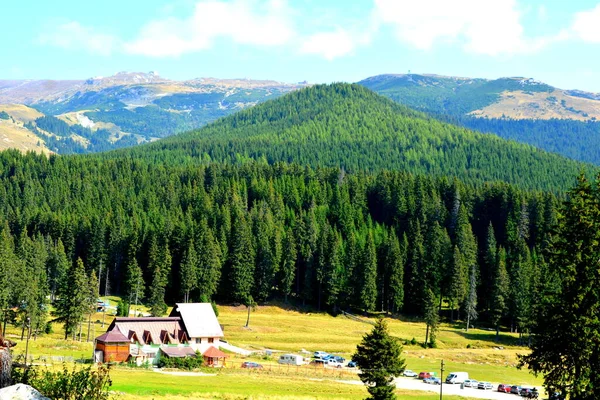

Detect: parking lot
[394,377,539,399]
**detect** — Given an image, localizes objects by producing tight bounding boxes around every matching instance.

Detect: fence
[340,310,375,326]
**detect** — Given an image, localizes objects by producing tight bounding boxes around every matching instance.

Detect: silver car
[478,381,493,390]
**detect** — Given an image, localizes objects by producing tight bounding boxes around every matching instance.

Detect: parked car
[334,356,345,363]
[511,385,522,394]
[326,359,343,368]
[520,388,538,398]
[423,377,436,384]
[548,392,564,400]
[403,369,417,377]
[313,351,329,359]
[347,361,357,368]
[463,379,479,388]
[497,384,512,393]
[241,361,263,369]
[430,377,441,385]
[477,382,493,390]
[418,372,433,379]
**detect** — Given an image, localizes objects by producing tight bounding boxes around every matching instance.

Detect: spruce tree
[228,208,255,306]
[465,264,478,332]
[279,228,297,303]
[519,174,600,399]
[197,227,222,300]
[54,258,88,340]
[180,240,198,303]
[352,318,405,400]
[386,232,405,314]
[360,231,378,312]
[423,288,439,348]
[490,247,508,341]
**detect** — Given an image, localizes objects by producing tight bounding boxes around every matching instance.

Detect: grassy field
[2,300,542,398]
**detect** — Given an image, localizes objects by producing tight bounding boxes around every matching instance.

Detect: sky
[3,0,600,91]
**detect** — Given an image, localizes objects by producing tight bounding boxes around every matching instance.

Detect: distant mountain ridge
[0,72,307,154]
[359,73,600,120]
[360,73,600,165]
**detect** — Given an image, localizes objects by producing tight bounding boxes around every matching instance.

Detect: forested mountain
[0,150,561,338]
[360,74,600,165]
[0,72,305,154]
[120,83,589,193]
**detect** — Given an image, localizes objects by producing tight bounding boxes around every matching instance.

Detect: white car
[463,379,479,388]
[403,370,418,377]
[313,351,329,359]
[326,359,343,368]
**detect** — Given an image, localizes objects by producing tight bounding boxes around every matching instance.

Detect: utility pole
[440,359,445,400]
[24,317,31,367]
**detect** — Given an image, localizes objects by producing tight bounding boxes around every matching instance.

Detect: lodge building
[94,303,228,367]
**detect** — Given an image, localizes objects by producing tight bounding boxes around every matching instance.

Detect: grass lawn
[2,299,542,398]
[109,367,477,400]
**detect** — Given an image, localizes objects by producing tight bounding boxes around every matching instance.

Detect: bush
[44,322,53,335]
[157,352,203,370]
[466,343,472,349]
[410,337,417,345]
[12,364,112,400]
[116,300,129,317]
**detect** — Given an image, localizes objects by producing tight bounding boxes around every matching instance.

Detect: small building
[94,328,130,363]
[202,346,227,367]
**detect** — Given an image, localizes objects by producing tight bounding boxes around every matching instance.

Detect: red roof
[96,328,130,343]
[203,346,227,358]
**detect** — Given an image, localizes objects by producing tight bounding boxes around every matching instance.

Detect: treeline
[445,116,600,165]
[0,150,560,339]
[122,83,589,193]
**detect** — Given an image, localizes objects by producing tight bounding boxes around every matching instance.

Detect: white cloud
[372,0,556,56]
[38,21,119,56]
[299,29,356,60]
[124,0,295,57]
[571,4,600,43]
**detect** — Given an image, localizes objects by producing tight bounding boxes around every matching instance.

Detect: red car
[497,384,512,393]
[418,372,433,379]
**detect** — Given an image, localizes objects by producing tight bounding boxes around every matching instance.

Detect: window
[208,338,214,343]
[196,338,201,344]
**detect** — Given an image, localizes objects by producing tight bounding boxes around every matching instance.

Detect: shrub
[116,300,129,317]
[44,322,53,334]
[12,364,112,400]
[157,351,203,370]
[410,337,417,345]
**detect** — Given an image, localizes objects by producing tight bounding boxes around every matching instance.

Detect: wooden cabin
[94,329,130,363]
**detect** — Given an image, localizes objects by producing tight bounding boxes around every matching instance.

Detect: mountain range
[2,71,600,167]
[0,71,306,154]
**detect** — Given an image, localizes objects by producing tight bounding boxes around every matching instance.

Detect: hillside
[360,74,600,165]
[126,83,590,192]
[0,72,306,154]
[0,104,50,153]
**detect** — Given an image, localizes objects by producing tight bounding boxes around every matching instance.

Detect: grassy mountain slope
[119,83,590,192]
[0,105,50,153]
[360,74,600,165]
[0,72,306,154]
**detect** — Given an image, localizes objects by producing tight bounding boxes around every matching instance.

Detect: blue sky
[3,0,600,91]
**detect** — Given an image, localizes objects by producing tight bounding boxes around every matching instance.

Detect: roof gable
[169,303,224,338]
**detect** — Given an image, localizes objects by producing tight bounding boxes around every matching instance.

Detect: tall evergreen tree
[465,264,478,332]
[490,247,508,341]
[360,231,378,312]
[180,240,198,303]
[54,258,88,340]
[520,175,600,399]
[279,228,297,303]
[352,318,406,400]
[386,232,405,314]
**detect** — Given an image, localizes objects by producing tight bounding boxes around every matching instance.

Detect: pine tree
[126,257,144,316]
[519,174,600,398]
[180,240,198,303]
[279,228,297,303]
[489,245,508,340]
[448,246,466,321]
[197,227,222,300]
[423,288,439,348]
[386,232,405,314]
[228,208,255,305]
[465,264,478,332]
[352,318,406,400]
[54,258,88,340]
[360,231,378,312]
